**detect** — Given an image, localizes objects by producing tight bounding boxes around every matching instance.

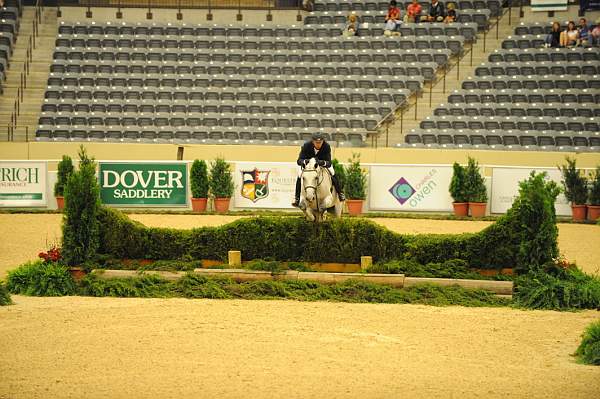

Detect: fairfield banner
[369,165,454,211]
[99,162,187,206]
[0,161,47,207]
[234,162,297,209]
[491,167,571,216]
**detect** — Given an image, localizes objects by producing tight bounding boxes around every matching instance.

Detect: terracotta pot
[68,267,87,281]
[571,204,587,221]
[346,199,364,216]
[191,197,208,212]
[587,205,600,221]
[55,196,64,210]
[452,202,468,217]
[469,202,487,218]
[213,197,231,213]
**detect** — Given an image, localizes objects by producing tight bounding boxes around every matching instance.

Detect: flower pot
[213,197,231,213]
[346,199,364,216]
[587,205,600,221]
[68,267,86,281]
[571,204,587,221]
[452,202,468,217]
[191,197,208,213]
[55,196,64,210]
[469,202,487,218]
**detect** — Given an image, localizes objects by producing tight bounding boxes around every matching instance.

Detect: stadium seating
[37,20,466,145]
[312,0,503,18]
[403,21,600,151]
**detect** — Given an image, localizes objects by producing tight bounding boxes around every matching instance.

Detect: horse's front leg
[303,206,316,222]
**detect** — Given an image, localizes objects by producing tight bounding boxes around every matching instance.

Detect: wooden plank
[197,260,361,273]
[92,269,510,294]
[404,277,513,295]
[92,269,185,281]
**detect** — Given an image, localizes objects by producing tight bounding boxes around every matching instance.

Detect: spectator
[302,0,314,12]
[545,21,562,48]
[591,19,600,47]
[405,0,422,23]
[384,0,402,36]
[560,21,579,47]
[426,0,446,23]
[444,3,457,23]
[578,18,590,46]
[343,14,359,37]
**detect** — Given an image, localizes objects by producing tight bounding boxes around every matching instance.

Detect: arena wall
[1,142,599,169]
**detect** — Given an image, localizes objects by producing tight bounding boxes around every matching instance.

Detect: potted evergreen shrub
[190,159,209,212]
[587,166,600,221]
[209,157,234,213]
[54,155,74,210]
[464,157,488,218]
[344,154,367,216]
[449,162,468,216]
[559,157,588,221]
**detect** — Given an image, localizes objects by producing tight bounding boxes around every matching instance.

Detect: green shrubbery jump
[94,172,558,274]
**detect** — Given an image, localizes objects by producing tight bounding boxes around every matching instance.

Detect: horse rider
[292,132,345,207]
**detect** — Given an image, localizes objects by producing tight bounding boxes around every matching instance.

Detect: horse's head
[302,158,320,202]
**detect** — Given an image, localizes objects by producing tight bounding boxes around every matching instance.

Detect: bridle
[302,166,324,193]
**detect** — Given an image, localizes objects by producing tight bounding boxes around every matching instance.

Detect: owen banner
[369,165,454,211]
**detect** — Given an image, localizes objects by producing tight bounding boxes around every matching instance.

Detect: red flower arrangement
[38,246,61,263]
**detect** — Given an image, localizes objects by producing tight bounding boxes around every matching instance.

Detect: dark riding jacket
[296,141,332,168]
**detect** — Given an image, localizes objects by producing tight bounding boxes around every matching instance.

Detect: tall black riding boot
[292,177,301,207]
[331,175,346,201]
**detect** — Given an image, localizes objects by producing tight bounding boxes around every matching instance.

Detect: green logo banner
[99,162,188,206]
[0,161,47,207]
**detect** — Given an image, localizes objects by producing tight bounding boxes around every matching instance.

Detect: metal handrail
[7,0,43,141]
[57,0,302,10]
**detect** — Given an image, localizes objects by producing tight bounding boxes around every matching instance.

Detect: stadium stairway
[0,6,56,142]
[381,6,521,147]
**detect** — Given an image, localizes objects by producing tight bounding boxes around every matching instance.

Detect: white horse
[299,158,344,222]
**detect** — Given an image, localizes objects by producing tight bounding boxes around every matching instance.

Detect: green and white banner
[531,0,568,11]
[99,162,188,206]
[0,161,47,207]
[490,167,571,216]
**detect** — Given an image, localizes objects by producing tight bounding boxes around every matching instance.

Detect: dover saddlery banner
[0,161,47,207]
[234,162,297,209]
[99,162,187,206]
[491,167,571,216]
[369,165,454,211]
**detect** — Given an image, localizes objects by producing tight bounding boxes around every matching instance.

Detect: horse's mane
[305,158,318,170]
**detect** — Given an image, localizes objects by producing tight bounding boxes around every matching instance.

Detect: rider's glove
[317,160,326,167]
